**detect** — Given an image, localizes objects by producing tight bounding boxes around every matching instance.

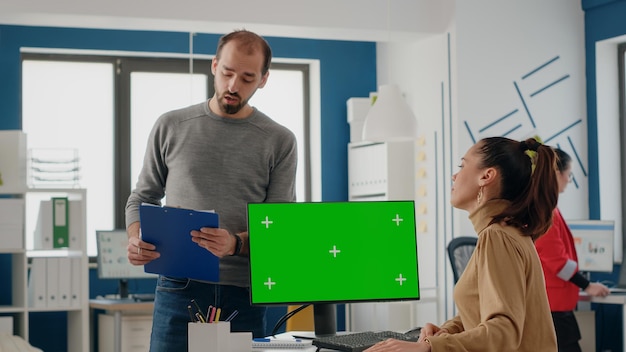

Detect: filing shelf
[0,188,89,352]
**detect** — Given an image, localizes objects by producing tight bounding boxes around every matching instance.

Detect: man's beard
[217,91,246,115]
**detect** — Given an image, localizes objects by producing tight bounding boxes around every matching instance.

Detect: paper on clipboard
[139,204,220,281]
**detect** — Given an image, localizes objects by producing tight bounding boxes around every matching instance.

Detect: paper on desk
[252,337,312,349]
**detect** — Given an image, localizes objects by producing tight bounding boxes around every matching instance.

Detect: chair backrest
[447,236,478,284]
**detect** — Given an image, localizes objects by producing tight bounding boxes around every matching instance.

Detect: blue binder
[139,204,220,281]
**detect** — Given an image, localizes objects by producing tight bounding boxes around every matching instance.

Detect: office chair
[447,236,478,283]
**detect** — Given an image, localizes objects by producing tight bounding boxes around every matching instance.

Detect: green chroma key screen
[247,200,420,305]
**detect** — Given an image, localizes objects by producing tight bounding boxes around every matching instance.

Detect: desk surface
[89,298,154,311]
[579,292,626,305]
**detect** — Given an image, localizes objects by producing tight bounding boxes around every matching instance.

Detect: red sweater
[535,208,580,311]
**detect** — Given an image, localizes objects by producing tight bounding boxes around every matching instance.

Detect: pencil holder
[229,331,253,352]
[188,321,231,352]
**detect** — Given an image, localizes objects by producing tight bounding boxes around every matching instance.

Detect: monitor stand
[313,303,337,337]
[118,279,129,299]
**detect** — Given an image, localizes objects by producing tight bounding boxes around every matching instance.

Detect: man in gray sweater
[125,29,297,351]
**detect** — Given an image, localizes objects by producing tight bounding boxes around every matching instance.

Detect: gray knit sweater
[125,100,297,287]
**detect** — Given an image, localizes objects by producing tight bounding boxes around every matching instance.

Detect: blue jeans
[149,276,267,352]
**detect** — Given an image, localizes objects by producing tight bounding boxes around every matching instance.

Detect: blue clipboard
[139,204,220,281]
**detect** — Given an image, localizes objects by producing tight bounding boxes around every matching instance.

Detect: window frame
[21,52,313,258]
[114,56,215,227]
[618,43,626,267]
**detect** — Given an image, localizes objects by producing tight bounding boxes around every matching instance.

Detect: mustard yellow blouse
[428,200,557,351]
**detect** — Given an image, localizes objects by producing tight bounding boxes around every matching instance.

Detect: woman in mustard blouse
[366,137,559,352]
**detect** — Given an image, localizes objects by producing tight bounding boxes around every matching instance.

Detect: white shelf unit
[0,188,89,352]
[346,139,441,332]
[348,141,415,201]
[347,141,417,332]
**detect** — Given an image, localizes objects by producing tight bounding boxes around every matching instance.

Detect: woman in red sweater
[535,148,610,352]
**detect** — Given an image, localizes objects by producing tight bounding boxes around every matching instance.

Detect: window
[22,53,311,256]
[22,56,116,254]
[249,63,310,200]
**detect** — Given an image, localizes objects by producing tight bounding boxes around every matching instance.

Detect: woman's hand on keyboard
[364,339,430,352]
[585,282,610,297]
[418,323,448,342]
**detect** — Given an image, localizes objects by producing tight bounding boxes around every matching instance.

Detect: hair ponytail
[479,137,559,239]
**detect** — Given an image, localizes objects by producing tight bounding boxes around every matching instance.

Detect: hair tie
[521,138,540,152]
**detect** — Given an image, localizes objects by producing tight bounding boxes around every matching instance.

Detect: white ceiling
[0,0,453,42]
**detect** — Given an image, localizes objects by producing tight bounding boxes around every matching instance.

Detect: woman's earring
[477,186,483,206]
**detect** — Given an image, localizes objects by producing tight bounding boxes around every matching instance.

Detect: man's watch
[231,232,243,256]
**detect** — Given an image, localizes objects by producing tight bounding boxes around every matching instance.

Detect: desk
[579,293,626,351]
[89,299,154,352]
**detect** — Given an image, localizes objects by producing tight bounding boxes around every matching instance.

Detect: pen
[214,307,221,322]
[191,299,207,322]
[208,306,216,323]
[224,310,239,322]
[195,312,205,323]
[207,305,213,321]
[187,305,196,322]
[253,338,303,343]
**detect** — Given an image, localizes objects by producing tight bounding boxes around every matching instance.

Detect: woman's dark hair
[476,137,559,240]
[554,148,572,173]
[216,29,272,75]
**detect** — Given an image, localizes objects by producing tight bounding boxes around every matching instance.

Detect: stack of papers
[252,337,311,349]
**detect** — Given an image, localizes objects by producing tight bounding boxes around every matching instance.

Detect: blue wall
[0,24,377,201]
[582,0,626,220]
[0,24,376,351]
[582,1,626,351]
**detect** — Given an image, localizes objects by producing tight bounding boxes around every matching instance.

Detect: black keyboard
[312,329,421,352]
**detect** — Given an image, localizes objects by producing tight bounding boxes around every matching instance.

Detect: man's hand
[127,221,159,265]
[190,227,237,258]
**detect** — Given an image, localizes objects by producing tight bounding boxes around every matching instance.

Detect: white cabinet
[347,141,418,332]
[346,138,440,332]
[0,188,89,352]
[348,141,415,201]
[98,314,152,352]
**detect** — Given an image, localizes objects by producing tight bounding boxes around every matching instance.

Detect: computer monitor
[568,220,615,273]
[247,200,420,337]
[96,229,156,298]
